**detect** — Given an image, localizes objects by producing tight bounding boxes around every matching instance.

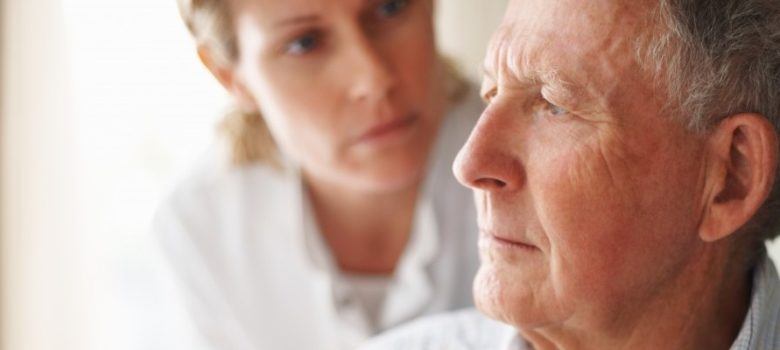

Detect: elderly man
[362,0,780,349]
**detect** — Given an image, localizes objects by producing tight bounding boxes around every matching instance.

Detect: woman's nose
[453,107,525,193]
[346,37,397,103]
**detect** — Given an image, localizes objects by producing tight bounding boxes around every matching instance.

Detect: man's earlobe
[699,113,779,242]
[197,46,258,113]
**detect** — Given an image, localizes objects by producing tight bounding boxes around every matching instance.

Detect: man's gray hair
[643,0,780,242]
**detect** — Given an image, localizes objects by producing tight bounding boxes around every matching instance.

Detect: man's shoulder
[361,309,516,350]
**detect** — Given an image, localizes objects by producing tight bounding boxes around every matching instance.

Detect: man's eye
[285,33,319,55]
[548,102,568,116]
[376,0,410,18]
[538,99,570,118]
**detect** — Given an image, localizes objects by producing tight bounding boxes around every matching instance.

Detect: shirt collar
[729,252,780,350]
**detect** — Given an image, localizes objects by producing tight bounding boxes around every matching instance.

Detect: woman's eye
[482,88,497,104]
[376,0,409,18]
[285,33,319,55]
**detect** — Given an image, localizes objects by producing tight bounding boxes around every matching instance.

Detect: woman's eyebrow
[274,14,320,28]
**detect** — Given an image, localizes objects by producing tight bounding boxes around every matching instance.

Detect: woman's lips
[355,114,417,144]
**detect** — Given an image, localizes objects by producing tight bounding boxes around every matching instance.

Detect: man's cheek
[532,149,617,220]
[533,155,637,274]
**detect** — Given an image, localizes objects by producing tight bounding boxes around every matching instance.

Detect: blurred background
[0,1,509,349]
[1,1,778,350]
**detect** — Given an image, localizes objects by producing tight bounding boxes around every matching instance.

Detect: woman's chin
[338,155,428,194]
[353,166,425,194]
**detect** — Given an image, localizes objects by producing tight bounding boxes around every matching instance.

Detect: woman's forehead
[228,0,394,28]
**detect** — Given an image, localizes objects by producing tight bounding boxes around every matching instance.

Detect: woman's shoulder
[433,84,483,161]
[425,83,482,185]
[177,142,289,191]
[153,142,300,243]
[444,83,484,135]
[168,142,295,203]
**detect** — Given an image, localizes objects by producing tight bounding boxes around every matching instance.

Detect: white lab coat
[153,89,483,350]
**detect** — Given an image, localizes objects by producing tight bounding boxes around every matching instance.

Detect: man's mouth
[480,229,538,251]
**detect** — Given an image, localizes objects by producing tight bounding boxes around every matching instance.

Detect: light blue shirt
[731,252,780,349]
[362,253,780,350]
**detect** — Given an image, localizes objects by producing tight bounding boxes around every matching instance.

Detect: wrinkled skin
[453,0,747,348]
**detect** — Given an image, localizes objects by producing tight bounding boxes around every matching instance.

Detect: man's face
[454,0,710,331]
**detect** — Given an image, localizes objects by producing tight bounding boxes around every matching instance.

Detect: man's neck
[523,241,752,350]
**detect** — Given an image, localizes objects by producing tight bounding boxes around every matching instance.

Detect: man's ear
[197,46,258,112]
[699,113,779,242]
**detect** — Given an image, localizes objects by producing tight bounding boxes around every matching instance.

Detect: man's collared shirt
[362,253,780,349]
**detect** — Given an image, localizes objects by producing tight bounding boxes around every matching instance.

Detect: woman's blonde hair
[177,0,470,166]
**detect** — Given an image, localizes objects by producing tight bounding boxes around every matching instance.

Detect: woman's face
[228,0,444,192]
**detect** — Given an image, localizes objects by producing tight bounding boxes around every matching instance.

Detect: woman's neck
[304,174,422,275]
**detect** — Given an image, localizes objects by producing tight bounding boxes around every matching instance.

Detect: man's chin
[473,265,556,330]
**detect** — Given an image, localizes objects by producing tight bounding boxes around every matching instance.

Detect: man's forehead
[501,0,654,27]
[485,0,655,87]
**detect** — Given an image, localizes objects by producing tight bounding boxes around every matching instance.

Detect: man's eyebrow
[273,14,319,28]
[482,56,581,95]
[537,69,571,89]
[515,64,577,90]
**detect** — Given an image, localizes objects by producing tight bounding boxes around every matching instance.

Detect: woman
[153,0,482,348]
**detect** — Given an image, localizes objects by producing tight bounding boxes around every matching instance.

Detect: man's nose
[453,107,525,193]
[346,35,397,103]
